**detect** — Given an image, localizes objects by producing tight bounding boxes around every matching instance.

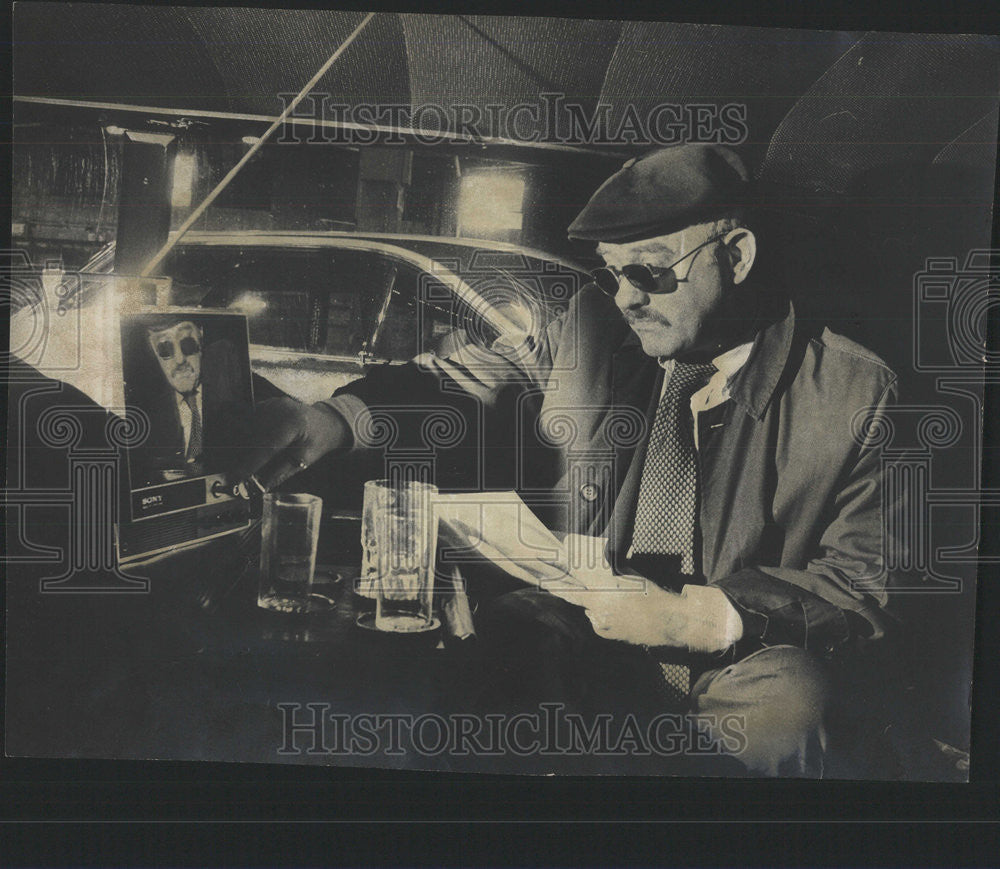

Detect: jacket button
[579,483,600,503]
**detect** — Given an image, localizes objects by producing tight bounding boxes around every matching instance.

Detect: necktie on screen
[630,361,715,706]
[184,392,203,462]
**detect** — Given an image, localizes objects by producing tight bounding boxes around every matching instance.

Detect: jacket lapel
[726,294,795,420]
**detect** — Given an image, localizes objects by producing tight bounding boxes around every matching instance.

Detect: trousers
[474,588,832,777]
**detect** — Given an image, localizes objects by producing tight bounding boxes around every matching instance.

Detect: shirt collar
[658,341,754,378]
[175,385,201,407]
[713,341,753,376]
[620,292,796,421]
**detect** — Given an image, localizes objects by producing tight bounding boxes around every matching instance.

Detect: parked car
[63,231,591,403]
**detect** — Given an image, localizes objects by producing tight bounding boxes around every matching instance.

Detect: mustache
[624,310,671,327]
[171,363,194,376]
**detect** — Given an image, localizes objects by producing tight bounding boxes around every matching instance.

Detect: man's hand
[549,566,743,653]
[555,578,695,648]
[228,397,351,491]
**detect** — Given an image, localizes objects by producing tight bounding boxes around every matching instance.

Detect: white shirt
[174,385,203,457]
[658,341,755,449]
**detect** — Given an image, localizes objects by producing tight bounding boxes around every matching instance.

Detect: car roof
[167,230,589,273]
[74,233,566,341]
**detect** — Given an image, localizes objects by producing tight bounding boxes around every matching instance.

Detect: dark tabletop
[5,524,485,770]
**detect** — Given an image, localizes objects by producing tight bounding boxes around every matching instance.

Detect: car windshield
[161,245,397,358]
[118,240,584,367]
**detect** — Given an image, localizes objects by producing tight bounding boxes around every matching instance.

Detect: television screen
[120,309,253,495]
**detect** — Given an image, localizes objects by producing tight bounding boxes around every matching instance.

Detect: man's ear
[723,228,756,286]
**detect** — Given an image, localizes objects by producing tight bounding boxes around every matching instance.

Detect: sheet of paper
[435,491,571,588]
[434,493,644,598]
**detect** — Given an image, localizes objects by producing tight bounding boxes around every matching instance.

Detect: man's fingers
[540,582,591,607]
[229,441,289,484]
[228,431,298,485]
[567,569,646,593]
[430,357,493,402]
[585,610,613,633]
[254,451,312,492]
[226,398,303,483]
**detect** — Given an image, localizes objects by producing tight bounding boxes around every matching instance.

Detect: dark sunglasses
[591,234,726,297]
[155,336,201,359]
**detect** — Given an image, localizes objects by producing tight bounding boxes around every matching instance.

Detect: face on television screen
[120,310,254,490]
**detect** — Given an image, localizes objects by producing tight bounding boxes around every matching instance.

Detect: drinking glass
[360,479,438,632]
[258,493,322,613]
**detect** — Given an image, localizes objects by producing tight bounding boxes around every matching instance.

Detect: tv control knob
[210,480,228,499]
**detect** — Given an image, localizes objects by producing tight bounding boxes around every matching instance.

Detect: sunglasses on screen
[154,336,202,360]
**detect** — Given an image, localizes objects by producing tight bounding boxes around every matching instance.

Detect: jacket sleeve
[319,304,568,450]
[712,377,904,658]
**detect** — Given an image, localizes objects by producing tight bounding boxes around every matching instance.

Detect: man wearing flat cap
[239,144,902,777]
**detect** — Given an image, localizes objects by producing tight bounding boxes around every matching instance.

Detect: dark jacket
[128,339,251,485]
[537,287,903,656]
[329,286,905,658]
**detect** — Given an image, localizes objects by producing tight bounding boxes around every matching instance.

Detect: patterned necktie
[630,360,715,706]
[630,360,716,567]
[184,391,203,462]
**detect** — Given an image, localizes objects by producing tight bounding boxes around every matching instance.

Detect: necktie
[630,360,716,567]
[630,360,715,706]
[184,391,203,462]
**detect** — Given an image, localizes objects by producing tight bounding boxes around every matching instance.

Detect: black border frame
[3,0,999,859]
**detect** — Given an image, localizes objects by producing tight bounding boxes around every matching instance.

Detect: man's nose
[613,276,649,311]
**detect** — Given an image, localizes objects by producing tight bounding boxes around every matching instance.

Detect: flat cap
[129,311,202,332]
[567,144,751,243]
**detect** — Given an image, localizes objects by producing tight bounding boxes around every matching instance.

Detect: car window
[370,263,459,360]
[161,245,396,357]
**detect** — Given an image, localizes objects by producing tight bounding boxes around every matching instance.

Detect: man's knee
[691,645,832,777]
